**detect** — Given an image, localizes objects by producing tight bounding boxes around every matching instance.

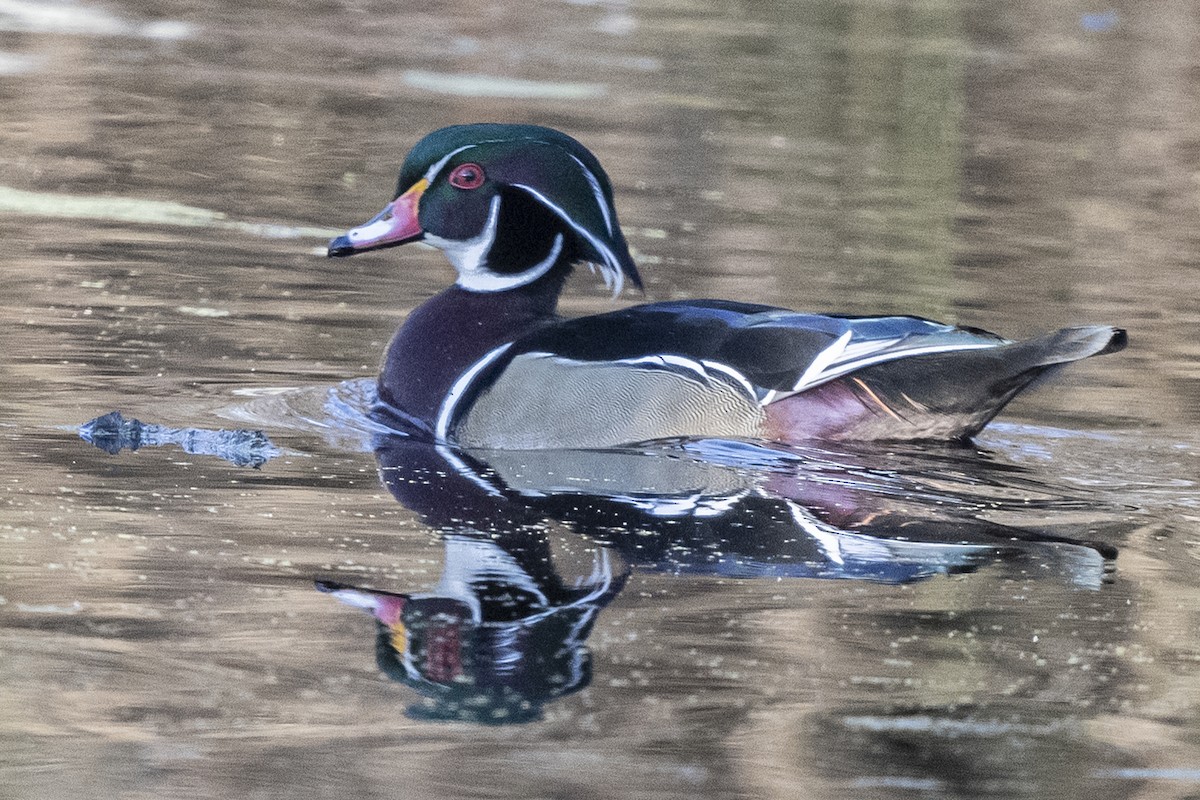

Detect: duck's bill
[327,179,428,257]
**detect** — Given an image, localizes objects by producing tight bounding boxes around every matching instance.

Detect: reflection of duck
[319,437,1116,723]
[328,123,1126,448]
[371,436,1115,587]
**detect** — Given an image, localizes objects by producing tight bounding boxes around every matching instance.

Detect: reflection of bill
[316,435,1118,724]
[318,535,626,726]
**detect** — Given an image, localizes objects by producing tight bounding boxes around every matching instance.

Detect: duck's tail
[1006,325,1128,369]
[766,326,1127,442]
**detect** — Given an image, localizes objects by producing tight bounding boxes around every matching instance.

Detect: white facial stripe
[512,183,626,297]
[435,342,513,441]
[426,536,552,622]
[455,232,564,293]
[422,144,478,183]
[423,186,567,293]
[568,153,613,235]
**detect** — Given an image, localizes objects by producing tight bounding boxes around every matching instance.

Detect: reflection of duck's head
[317,535,626,725]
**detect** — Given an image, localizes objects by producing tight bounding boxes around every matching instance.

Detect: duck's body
[329,124,1125,449]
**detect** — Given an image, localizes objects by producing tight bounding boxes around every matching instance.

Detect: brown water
[3,0,1200,798]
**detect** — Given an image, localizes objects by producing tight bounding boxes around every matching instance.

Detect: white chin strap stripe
[425,193,566,293]
[425,194,501,277]
[455,232,564,293]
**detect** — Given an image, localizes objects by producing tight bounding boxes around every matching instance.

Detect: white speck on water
[177,306,231,318]
[140,19,191,40]
[853,777,944,791]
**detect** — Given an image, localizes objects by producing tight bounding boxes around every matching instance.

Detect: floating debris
[79,410,280,468]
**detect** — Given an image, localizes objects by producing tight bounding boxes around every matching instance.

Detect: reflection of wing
[373,436,1118,590]
[622,499,1109,589]
[786,501,1000,580]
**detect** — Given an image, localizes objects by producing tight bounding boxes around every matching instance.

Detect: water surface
[2,0,1199,798]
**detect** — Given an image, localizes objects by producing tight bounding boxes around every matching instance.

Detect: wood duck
[328,124,1127,449]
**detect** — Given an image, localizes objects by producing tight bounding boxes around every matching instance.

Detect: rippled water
[3,1,1199,798]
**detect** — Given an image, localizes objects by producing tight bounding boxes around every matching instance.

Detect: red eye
[448,163,486,190]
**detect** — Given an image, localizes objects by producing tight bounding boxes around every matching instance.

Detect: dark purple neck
[377,271,568,431]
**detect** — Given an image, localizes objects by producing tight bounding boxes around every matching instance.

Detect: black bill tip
[327,235,356,258]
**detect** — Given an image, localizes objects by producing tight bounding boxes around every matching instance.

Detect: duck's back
[445,300,1125,448]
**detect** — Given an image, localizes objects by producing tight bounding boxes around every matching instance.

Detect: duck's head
[328,123,641,294]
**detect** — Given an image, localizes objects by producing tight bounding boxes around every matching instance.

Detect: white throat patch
[425,194,565,293]
[424,194,501,279]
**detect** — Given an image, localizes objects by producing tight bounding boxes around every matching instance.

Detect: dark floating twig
[79,410,280,468]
